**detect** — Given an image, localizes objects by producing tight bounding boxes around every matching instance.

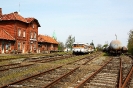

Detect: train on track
[103,39,128,55]
[72,42,94,55]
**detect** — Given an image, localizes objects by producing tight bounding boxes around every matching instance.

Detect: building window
[30,32,33,39]
[18,29,21,37]
[34,43,36,50]
[23,31,26,37]
[30,44,32,51]
[34,32,36,39]
[32,24,34,28]
[6,43,11,50]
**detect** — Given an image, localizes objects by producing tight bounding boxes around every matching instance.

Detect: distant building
[38,34,58,53]
[0,8,40,54]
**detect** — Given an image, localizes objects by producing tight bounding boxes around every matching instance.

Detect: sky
[0,0,133,47]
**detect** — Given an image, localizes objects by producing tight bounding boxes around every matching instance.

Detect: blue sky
[1,0,133,47]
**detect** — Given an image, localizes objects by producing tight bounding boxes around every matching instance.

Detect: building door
[30,44,32,52]
[2,41,4,54]
[22,42,25,53]
[38,47,40,53]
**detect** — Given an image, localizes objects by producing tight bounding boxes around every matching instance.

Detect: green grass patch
[0,63,60,86]
[0,52,72,60]
[50,54,90,65]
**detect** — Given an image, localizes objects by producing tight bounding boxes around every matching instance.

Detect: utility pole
[115,34,117,40]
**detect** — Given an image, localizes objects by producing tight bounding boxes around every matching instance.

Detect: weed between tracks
[0,53,90,87]
[0,63,60,86]
[0,52,71,60]
[51,55,90,65]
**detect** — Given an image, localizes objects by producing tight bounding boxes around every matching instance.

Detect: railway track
[0,52,100,87]
[27,54,74,63]
[1,65,79,88]
[45,55,111,88]
[74,55,133,88]
[121,55,133,88]
[68,52,101,65]
[124,67,133,88]
[4,52,133,88]
[0,63,34,71]
[0,54,74,72]
[39,54,74,63]
[0,54,77,87]
[81,57,119,88]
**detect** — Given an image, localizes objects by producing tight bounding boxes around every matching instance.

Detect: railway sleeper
[96,74,118,79]
[92,79,117,85]
[97,72,118,76]
[85,82,116,88]
[101,70,119,73]
[93,77,117,82]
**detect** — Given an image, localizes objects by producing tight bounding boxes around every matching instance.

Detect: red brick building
[38,34,58,53]
[0,8,40,54]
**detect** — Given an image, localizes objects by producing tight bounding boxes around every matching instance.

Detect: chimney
[14,11,18,14]
[0,8,2,17]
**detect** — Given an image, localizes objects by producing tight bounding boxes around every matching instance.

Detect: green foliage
[65,35,75,50]
[131,48,133,55]
[58,41,65,51]
[96,44,102,51]
[127,30,133,55]
[103,52,109,56]
[90,40,95,49]
[103,44,108,48]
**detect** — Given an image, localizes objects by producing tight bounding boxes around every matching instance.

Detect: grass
[50,54,90,65]
[0,52,91,87]
[0,52,71,60]
[103,52,110,56]
[0,63,60,86]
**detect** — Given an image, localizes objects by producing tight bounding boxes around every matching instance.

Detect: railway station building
[38,34,58,53]
[0,8,59,54]
[0,8,40,54]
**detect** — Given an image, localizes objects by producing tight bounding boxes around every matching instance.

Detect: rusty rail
[82,56,96,65]
[75,58,113,88]
[44,66,80,88]
[0,66,62,88]
[0,63,20,67]
[119,57,122,88]
[0,64,34,71]
[121,65,133,88]
[67,53,98,65]
[39,55,73,63]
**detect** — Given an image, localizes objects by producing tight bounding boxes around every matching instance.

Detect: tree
[103,44,108,48]
[90,40,95,49]
[127,30,133,55]
[103,41,108,48]
[58,41,65,51]
[65,35,75,50]
[96,44,102,51]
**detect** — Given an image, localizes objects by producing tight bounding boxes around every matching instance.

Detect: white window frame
[18,29,21,37]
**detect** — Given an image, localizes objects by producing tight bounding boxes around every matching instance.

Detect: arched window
[23,31,25,37]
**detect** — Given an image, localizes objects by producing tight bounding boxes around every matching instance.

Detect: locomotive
[72,42,94,55]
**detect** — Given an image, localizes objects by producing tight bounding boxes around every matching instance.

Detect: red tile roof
[38,34,58,44]
[25,18,34,23]
[0,12,40,27]
[0,29,15,40]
